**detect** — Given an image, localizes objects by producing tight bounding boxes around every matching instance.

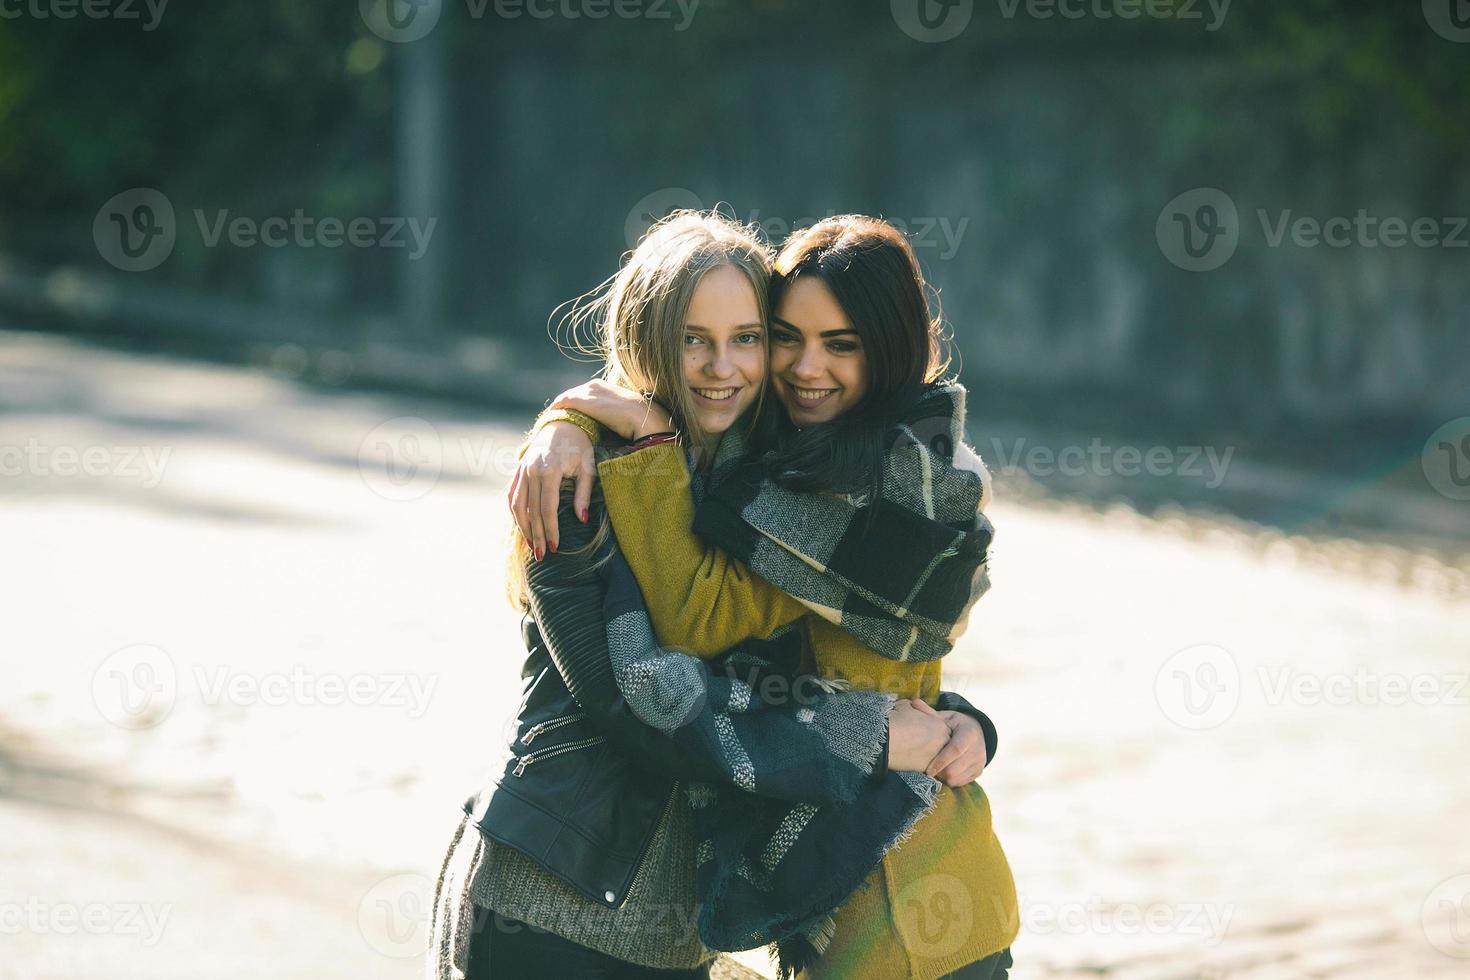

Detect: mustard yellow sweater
[599,444,1020,980]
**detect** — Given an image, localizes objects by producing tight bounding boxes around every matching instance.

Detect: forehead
[774,275,850,332]
[684,265,760,325]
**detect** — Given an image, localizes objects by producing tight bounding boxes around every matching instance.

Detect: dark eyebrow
[771,316,857,338]
[685,322,765,332]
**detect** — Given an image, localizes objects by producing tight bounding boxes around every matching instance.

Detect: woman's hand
[508,421,595,559]
[918,703,989,787]
[551,379,673,440]
[885,698,952,774]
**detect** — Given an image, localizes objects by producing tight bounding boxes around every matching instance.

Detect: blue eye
[736,332,762,345]
[684,334,704,346]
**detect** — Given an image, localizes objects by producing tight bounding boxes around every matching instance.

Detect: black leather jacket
[465,500,999,910]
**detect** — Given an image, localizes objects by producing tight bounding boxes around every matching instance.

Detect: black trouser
[465,906,711,980]
[466,905,1012,980]
[941,945,1013,979]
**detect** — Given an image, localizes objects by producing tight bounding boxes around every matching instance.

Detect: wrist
[531,408,601,446]
[629,408,674,440]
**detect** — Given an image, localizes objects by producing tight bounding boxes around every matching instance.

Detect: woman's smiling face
[769,275,869,426]
[681,263,765,434]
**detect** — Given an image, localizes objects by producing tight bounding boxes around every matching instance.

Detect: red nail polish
[549,541,557,554]
[580,508,589,524]
[534,545,543,561]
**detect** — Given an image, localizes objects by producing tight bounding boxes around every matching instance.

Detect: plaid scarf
[602,522,942,977]
[692,382,995,665]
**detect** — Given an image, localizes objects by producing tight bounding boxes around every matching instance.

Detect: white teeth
[793,388,836,402]
[693,388,737,401]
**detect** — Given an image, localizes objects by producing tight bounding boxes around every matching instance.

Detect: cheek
[768,346,794,377]
[842,356,869,399]
[737,347,766,385]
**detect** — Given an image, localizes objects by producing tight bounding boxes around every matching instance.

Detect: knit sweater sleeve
[597,442,810,658]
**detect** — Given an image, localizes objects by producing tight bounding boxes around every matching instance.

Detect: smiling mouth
[692,387,740,402]
[789,386,838,405]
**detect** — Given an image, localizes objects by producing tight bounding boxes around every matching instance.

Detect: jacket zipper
[611,780,680,909]
[520,711,586,746]
[512,734,605,777]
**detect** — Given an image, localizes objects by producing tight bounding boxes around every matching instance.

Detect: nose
[790,343,824,381]
[703,341,736,380]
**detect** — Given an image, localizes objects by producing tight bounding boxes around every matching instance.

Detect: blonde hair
[508,210,774,608]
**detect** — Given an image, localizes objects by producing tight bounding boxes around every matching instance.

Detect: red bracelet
[624,431,679,453]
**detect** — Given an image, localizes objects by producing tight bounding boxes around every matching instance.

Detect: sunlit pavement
[2,329,1466,979]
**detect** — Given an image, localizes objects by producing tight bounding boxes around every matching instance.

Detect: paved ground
[1,329,1466,979]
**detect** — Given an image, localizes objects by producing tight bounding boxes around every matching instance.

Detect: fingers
[934,760,982,787]
[526,466,546,561]
[538,460,563,553]
[924,736,966,780]
[910,697,941,717]
[508,467,532,544]
[572,453,595,525]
